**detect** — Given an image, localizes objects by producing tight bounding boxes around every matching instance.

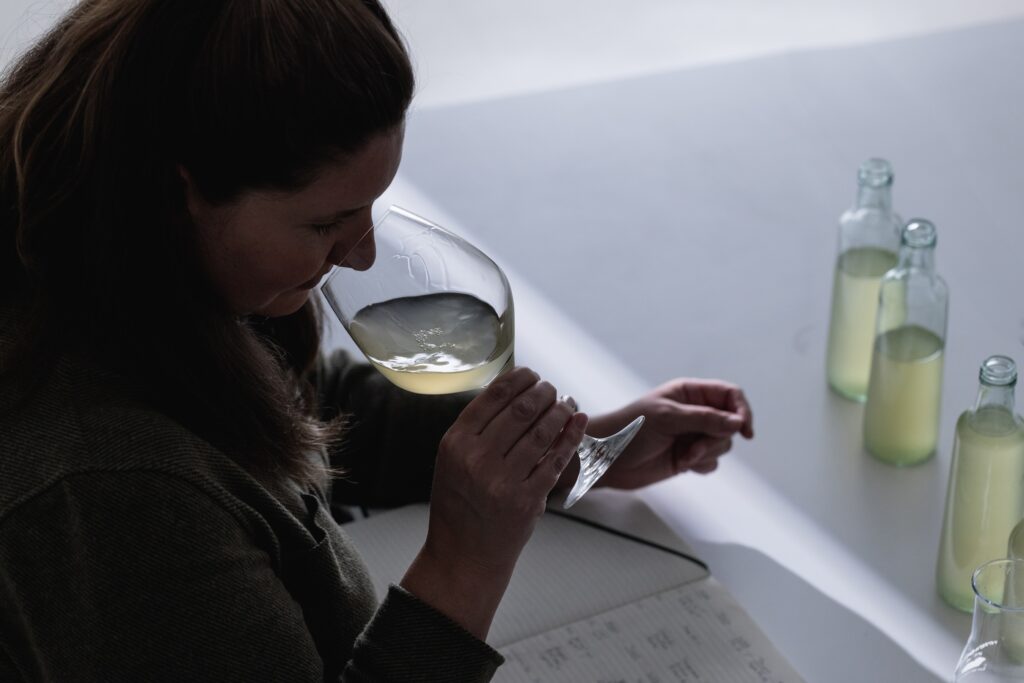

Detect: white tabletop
[364,16,1024,683]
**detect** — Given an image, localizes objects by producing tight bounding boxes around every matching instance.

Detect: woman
[0,1,753,680]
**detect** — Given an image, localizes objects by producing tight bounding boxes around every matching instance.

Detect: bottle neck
[974,383,1017,413]
[856,185,893,212]
[897,245,935,273]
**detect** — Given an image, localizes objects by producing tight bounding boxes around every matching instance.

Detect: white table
[367,18,1024,682]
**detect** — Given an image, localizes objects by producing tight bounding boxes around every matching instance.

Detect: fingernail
[559,394,579,412]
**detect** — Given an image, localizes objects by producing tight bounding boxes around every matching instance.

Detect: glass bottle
[1010,517,1024,564]
[825,158,902,401]
[938,356,1024,612]
[862,219,949,466]
[954,559,1024,681]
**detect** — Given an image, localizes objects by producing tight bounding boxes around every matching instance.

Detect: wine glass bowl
[322,206,514,395]
[321,206,643,507]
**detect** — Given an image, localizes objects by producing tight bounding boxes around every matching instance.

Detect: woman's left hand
[560,378,754,492]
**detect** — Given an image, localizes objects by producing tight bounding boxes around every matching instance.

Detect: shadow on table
[694,540,949,683]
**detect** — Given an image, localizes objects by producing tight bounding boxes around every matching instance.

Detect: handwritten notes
[496,578,805,683]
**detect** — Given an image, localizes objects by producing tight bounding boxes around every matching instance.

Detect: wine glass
[954,558,1024,681]
[320,205,644,508]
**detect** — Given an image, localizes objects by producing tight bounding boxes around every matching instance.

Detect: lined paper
[497,577,805,683]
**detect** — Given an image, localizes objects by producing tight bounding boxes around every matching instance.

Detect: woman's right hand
[400,366,587,639]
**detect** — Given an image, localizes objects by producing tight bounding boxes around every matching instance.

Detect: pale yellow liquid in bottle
[863,325,945,465]
[1005,519,1024,663]
[937,407,1024,611]
[348,292,513,395]
[826,247,898,401]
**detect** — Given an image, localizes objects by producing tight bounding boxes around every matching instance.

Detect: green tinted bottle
[825,159,902,401]
[863,219,949,465]
[937,356,1024,612]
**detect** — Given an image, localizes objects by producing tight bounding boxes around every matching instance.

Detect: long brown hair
[0,0,414,485]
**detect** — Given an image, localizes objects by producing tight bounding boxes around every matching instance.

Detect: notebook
[343,496,804,682]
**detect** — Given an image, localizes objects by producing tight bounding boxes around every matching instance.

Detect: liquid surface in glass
[348,292,513,395]
[937,407,1024,611]
[826,246,899,401]
[863,325,945,465]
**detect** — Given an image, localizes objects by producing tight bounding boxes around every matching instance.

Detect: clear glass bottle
[825,158,902,401]
[862,219,949,466]
[954,559,1024,681]
[938,356,1024,612]
[1010,517,1024,564]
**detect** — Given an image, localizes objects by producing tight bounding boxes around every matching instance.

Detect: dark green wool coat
[0,317,501,681]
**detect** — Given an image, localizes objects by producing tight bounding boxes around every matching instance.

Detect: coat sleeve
[313,349,476,509]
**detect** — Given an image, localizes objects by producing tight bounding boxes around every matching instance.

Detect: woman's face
[186,127,404,317]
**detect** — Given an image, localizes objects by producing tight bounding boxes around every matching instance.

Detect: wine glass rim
[972,558,1024,612]
[318,205,439,293]
[379,204,434,228]
[376,205,471,244]
[318,204,513,312]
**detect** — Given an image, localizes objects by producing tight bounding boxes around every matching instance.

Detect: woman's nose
[330,224,376,271]
[343,233,376,271]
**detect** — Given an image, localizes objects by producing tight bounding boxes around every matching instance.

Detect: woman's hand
[401,366,587,639]
[560,378,753,492]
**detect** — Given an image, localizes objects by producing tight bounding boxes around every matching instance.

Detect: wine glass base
[562,416,645,509]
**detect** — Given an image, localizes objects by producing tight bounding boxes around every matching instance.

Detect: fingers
[691,459,719,475]
[449,364,582,493]
[725,386,755,439]
[456,367,541,434]
[504,397,576,481]
[668,404,745,438]
[694,381,753,439]
[479,377,558,452]
[528,412,588,491]
[660,379,755,440]
[674,436,733,474]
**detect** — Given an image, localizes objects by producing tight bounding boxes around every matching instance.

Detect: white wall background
[4,1,1024,106]
[379,0,1024,108]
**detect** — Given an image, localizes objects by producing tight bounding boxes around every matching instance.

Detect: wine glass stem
[562,416,644,509]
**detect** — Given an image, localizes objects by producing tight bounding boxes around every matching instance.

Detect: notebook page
[342,503,709,647]
[496,577,806,683]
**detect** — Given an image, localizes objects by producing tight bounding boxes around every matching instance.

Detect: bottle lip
[901,219,937,249]
[973,559,1024,612]
[980,355,1018,386]
[858,158,894,189]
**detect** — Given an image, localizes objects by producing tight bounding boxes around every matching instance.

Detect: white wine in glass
[348,291,514,395]
[321,206,643,508]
